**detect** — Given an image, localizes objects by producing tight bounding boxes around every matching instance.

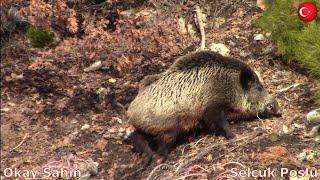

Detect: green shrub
[27,25,54,48]
[256,0,320,103]
[315,90,320,104]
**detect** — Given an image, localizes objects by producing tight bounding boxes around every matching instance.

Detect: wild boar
[127,50,281,158]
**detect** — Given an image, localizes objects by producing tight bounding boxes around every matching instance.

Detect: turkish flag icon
[298,2,318,22]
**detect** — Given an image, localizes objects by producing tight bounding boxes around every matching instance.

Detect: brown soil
[1,0,319,179]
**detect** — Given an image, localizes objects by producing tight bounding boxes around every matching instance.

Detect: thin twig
[181,144,190,155]
[212,144,244,163]
[120,167,145,180]
[257,111,262,120]
[9,133,28,152]
[176,173,206,180]
[146,163,171,180]
[194,137,207,146]
[187,164,209,173]
[216,169,232,180]
[195,5,206,50]
[222,161,246,169]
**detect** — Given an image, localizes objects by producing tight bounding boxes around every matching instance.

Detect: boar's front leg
[204,109,235,139]
[215,111,235,139]
[154,129,179,163]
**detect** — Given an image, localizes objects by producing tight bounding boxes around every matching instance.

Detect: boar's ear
[240,68,255,91]
[140,73,163,89]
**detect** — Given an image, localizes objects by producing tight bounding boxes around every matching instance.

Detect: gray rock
[297,151,307,161]
[84,61,102,72]
[108,78,117,83]
[208,43,230,56]
[254,34,264,41]
[282,125,294,135]
[307,109,320,124]
[81,124,90,130]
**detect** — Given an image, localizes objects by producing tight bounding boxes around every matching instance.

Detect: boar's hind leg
[127,131,154,164]
[205,110,235,139]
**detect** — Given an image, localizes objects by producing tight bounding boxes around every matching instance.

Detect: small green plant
[315,90,320,105]
[256,0,320,103]
[27,25,54,48]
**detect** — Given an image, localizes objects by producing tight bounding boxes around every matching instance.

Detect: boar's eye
[240,68,255,91]
[257,84,263,91]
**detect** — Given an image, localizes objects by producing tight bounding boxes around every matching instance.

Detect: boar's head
[239,68,282,118]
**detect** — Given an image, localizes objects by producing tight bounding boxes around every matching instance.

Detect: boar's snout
[259,97,282,117]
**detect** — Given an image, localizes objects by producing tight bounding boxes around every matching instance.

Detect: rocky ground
[1,0,319,179]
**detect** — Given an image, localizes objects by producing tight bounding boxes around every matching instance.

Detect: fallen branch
[277,83,301,93]
[9,133,28,152]
[195,5,206,50]
[176,130,262,173]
